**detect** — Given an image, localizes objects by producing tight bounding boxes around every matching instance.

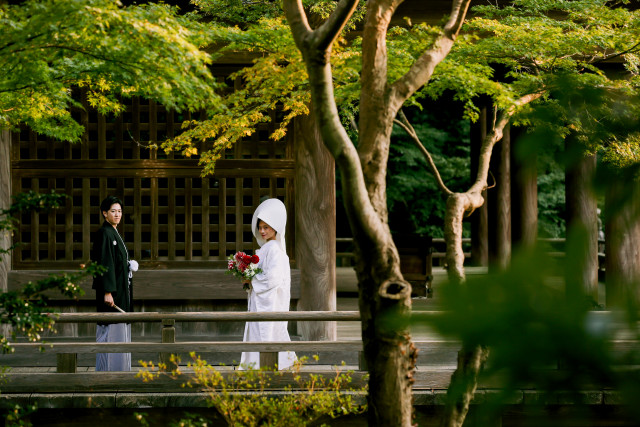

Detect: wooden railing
[9,310,631,376]
[3,310,639,402]
[10,311,455,373]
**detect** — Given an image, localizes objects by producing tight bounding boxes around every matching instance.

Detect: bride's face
[258,220,276,242]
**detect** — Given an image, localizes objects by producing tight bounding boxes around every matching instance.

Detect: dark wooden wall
[10,84,295,271]
[8,73,303,341]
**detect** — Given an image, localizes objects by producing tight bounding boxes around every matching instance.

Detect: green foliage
[429,0,640,130]
[0,264,104,353]
[387,106,471,237]
[537,159,566,238]
[192,0,284,25]
[429,245,639,402]
[0,191,106,353]
[161,5,364,174]
[176,0,640,240]
[138,353,367,427]
[0,0,218,142]
[2,403,37,427]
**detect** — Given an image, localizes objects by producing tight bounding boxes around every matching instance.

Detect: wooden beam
[10,340,368,354]
[39,310,363,323]
[470,106,489,267]
[8,269,302,300]
[12,159,295,171]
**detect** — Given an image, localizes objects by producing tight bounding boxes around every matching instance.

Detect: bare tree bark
[605,176,640,308]
[488,123,511,272]
[294,110,337,341]
[441,345,490,427]
[284,0,522,423]
[565,136,599,303]
[510,126,538,249]
[284,0,414,424]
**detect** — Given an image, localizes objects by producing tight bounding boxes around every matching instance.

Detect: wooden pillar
[57,353,77,373]
[605,177,640,308]
[564,137,598,303]
[0,130,10,295]
[160,318,177,371]
[259,352,278,370]
[1,131,12,343]
[470,107,489,267]
[510,127,538,248]
[294,109,337,341]
[488,124,511,272]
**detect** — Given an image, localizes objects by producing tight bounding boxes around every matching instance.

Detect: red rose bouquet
[226,251,262,290]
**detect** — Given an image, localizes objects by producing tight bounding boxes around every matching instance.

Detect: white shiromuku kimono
[240,199,296,370]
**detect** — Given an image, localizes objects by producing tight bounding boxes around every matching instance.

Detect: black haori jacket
[92,221,133,323]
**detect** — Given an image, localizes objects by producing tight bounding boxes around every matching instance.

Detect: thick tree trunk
[510,127,538,249]
[565,137,599,303]
[470,107,489,267]
[356,252,416,426]
[605,178,640,308]
[284,1,474,424]
[294,111,337,341]
[488,124,511,272]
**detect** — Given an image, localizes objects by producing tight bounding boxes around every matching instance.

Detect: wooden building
[0,65,336,347]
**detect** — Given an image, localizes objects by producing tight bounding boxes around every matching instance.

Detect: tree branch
[469,92,543,194]
[389,0,472,109]
[313,0,361,53]
[283,0,385,255]
[394,109,453,196]
[283,0,313,51]
[592,40,640,65]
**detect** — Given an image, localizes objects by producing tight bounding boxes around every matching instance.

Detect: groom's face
[103,203,122,227]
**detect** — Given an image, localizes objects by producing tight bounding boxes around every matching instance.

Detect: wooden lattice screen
[10,87,295,270]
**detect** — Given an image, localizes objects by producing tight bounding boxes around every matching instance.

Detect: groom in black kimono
[91,195,134,371]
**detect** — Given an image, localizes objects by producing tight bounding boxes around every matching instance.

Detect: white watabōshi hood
[251,198,287,254]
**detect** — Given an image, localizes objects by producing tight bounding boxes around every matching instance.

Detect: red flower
[242,255,252,264]
[251,255,259,264]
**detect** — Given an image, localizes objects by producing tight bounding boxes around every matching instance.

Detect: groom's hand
[104,292,114,307]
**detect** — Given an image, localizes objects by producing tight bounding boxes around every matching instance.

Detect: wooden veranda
[1,62,337,341]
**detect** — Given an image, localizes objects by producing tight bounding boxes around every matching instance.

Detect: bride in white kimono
[239,198,296,370]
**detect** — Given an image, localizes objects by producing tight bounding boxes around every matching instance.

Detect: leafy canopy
[163,0,640,175]
[0,0,219,142]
